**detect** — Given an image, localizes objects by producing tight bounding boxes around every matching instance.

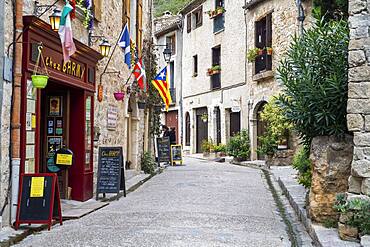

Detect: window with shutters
[122,0,130,28]
[255,13,272,74]
[187,13,192,33]
[193,55,198,77]
[166,35,176,55]
[193,6,203,29]
[211,46,221,90]
[136,0,143,57]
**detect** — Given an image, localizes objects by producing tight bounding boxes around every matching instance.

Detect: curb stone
[0,167,164,247]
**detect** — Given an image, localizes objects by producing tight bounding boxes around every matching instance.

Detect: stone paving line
[15,157,291,247]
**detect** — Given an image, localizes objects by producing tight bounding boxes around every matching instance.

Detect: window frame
[193,6,203,29]
[254,13,272,75]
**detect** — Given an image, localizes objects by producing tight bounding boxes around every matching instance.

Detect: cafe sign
[45,57,85,79]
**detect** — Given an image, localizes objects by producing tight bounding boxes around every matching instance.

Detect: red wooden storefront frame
[20,16,102,201]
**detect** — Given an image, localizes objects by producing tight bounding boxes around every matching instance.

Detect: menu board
[96,147,125,197]
[171,145,183,164]
[157,137,170,163]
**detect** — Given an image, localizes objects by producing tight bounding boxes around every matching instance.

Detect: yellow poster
[30,177,45,197]
[56,154,73,165]
[31,114,36,129]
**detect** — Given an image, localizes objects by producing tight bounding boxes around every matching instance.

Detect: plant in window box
[247,47,261,62]
[216,6,226,15]
[258,48,265,56]
[200,113,208,123]
[266,47,273,55]
[211,65,221,74]
[113,85,126,101]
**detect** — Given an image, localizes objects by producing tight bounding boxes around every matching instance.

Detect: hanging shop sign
[55,148,74,166]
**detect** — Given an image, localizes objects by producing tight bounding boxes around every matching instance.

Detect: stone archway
[250,100,268,160]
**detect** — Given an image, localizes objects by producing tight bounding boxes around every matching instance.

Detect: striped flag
[118,24,131,69]
[58,2,76,62]
[151,66,172,111]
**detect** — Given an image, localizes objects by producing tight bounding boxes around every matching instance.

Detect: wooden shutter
[187,14,191,33]
[266,14,272,47]
[94,0,102,22]
[122,0,131,27]
[136,0,143,56]
[198,6,203,27]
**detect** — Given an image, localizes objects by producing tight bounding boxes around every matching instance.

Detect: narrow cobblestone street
[16,158,290,247]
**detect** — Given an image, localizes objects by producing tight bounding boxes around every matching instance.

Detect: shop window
[185,112,190,146]
[166,35,176,55]
[193,6,203,29]
[255,13,272,74]
[136,0,143,57]
[187,13,192,33]
[193,55,198,77]
[85,96,93,170]
[211,46,221,90]
[122,0,130,27]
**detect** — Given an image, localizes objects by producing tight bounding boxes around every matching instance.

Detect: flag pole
[99,27,125,84]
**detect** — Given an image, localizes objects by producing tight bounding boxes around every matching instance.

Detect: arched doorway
[256,101,267,160]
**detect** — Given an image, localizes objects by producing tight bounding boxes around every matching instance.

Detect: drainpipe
[10,0,23,225]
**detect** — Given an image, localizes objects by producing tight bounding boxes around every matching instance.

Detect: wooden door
[230,111,241,137]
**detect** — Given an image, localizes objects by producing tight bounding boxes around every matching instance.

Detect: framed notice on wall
[107,105,118,130]
[49,96,62,116]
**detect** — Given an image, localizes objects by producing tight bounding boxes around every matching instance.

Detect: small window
[193,6,203,28]
[187,13,192,33]
[255,13,272,74]
[193,55,198,76]
[211,46,221,90]
[166,35,176,55]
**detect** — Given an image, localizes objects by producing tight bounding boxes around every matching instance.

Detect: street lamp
[88,31,112,57]
[49,9,61,31]
[99,39,112,58]
[34,1,62,31]
[163,46,172,63]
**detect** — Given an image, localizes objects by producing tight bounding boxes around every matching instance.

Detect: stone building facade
[347,0,370,198]
[0,0,152,227]
[154,14,183,145]
[244,0,311,160]
[181,0,248,154]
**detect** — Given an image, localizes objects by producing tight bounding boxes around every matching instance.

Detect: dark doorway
[256,102,267,159]
[214,107,221,145]
[196,108,208,153]
[230,111,241,137]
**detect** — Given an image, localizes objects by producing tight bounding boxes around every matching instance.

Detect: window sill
[252,70,274,82]
[213,29,225,35]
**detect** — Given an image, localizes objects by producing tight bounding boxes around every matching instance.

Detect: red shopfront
[20,16,102,201]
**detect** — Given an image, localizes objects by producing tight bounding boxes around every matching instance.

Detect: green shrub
[257,98,292,156]
[141,152,156,174]
[227,129,250,161]
[213,144,227,153]
[201,139,214,153]
[277,18,349,147]
[334,194,370,235]
[292,147,312,188]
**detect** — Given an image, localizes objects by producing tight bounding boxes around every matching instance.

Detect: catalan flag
[151,66,172,111]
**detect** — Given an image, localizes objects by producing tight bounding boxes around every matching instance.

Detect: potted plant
[211,65,221,74]
[247,47,261,62]
[216,6,225,15]
[258,48,264,55]
[266,47,273,55]
[200,113,208,123]
[136,91,148,109]
[32,45,49,89]
[113,91,125,101]
[207,68,214,76]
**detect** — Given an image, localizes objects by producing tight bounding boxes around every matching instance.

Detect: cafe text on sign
[45,57,85,79]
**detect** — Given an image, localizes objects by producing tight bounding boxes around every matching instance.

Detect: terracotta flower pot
[113,92,125,101]
[258,49,264,56]
[266,48,273,55]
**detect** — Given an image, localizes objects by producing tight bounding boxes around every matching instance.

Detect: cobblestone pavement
[16,158,290,247]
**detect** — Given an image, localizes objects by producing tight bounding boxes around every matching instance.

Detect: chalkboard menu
[171,145,183,165]
[96,147,125,199]
[157,137,170,163]
[15,173,62,230]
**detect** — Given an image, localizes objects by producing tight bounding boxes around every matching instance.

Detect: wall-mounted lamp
[154,44,172,63]
[34,1,62,31]
[88,31,112,57]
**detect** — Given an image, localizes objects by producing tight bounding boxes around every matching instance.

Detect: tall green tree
[154,0,191,17]
[313,0,348,19]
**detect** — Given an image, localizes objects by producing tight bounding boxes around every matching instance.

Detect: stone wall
[347,0,370,198]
